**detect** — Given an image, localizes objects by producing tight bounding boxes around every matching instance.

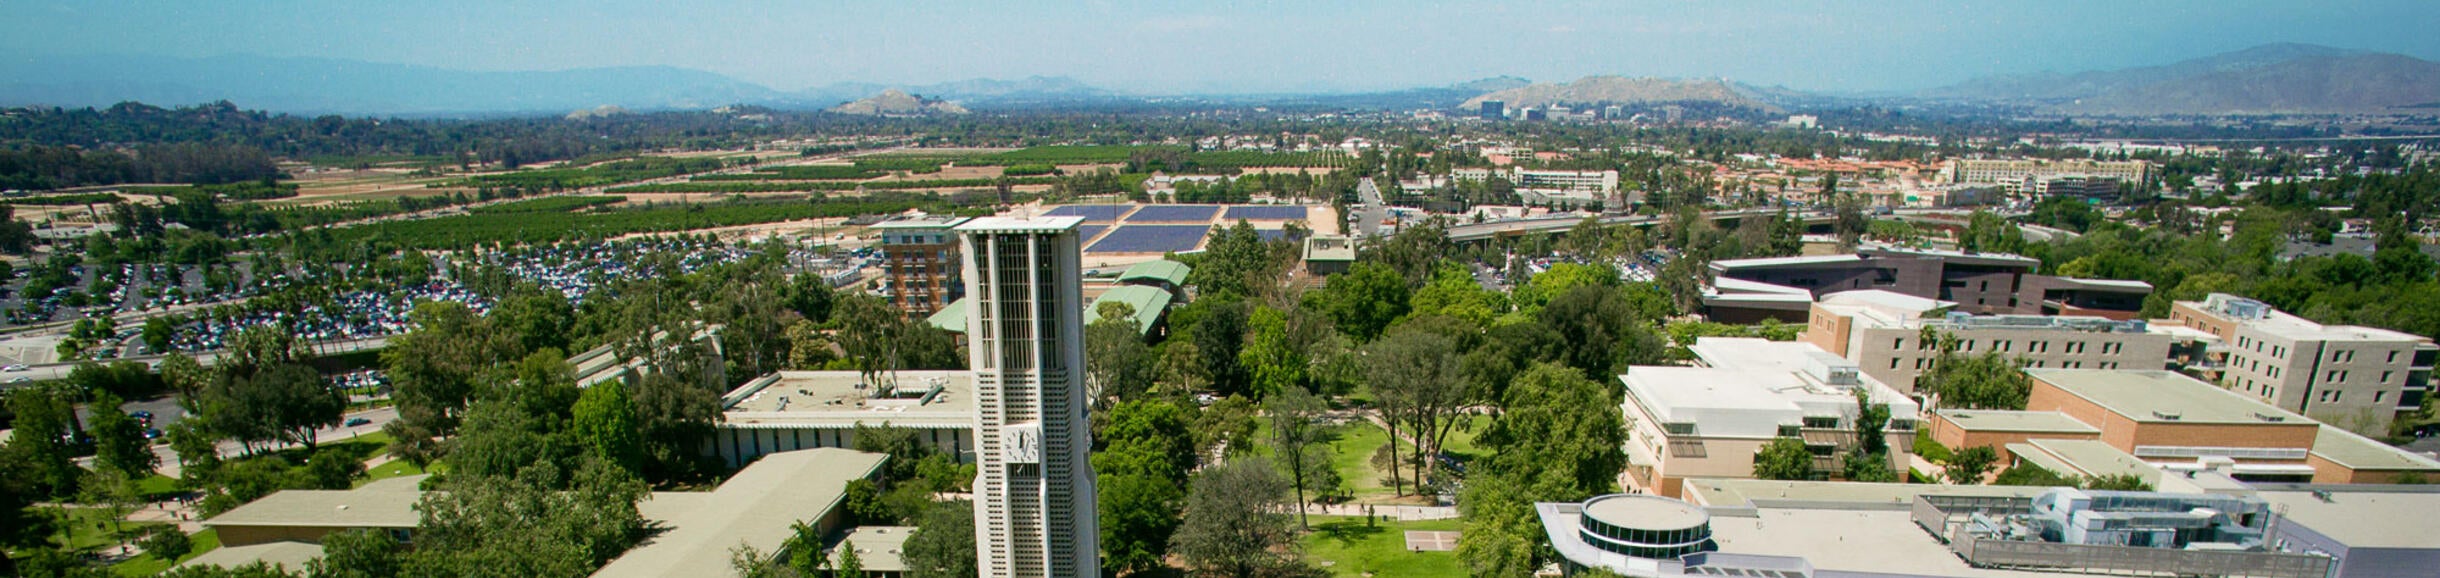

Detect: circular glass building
[1576,494,1714,559]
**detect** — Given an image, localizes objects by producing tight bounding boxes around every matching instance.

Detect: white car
[2,364,26,372]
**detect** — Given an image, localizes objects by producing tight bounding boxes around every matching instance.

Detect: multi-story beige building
[1803,290,2178,394]
[2167,293,2437,434]
[1452,166,1621,194]
[1619,338,1919,498]
[1944,159,2152,193]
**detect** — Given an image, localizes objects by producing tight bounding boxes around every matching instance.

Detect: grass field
[109,529,220,576]
[1242,412,1496,505]
[1300,515,1466,577]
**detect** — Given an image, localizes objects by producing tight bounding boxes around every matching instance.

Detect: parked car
[345,417,373,427]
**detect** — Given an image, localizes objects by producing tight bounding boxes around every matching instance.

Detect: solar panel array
[1087,225,1210,254]
[1124,205,1222,223]
[1223,206,1308,220]
[1044,205,1131,222]
[1076,225,1109,243]
[1255,229,1290,241]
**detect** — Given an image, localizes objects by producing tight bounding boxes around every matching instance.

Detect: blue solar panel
[1045,205,1130,222]
[1087,225,1210,254]
[1124,205,1222,223]
[1077,225,1109,242]
[1255,229,1289,241]
[1224,206,1308,220]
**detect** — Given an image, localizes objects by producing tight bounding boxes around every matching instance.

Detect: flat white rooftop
[1709,509,2062,578]
[722,370,973,428]
[955,215,1085,233]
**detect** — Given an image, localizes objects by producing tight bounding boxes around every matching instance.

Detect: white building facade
[957,217,1099,577]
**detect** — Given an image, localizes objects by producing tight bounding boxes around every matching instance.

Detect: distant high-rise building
[956,216,1098,578]
[1523,107,1546,121]
[874,216,971,317]
[1479,100,1505,119]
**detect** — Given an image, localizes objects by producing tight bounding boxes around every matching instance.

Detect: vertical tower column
[958,216,1098,577]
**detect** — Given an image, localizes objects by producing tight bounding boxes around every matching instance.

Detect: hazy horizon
[5,0,2438,95]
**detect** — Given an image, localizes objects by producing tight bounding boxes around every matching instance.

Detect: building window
[1803,416,1840,429]
[2375,391,2387,404]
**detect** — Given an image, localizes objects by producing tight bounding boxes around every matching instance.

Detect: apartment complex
[1452,166,1622,195]
[1618,338,1920,498]
[1703,246,2152,322]
[955,216,1099,578]
[1944,158,2153,192]
[873,216,971,317]
[1803,290,2177,394]
[2167,293,2436,432]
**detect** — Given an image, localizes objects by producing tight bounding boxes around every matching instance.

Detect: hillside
[1461,76,1779,113]
[0,54,789,115]
[2064,53,2440,115]
[1921,43,2440,115]
[826,89,970,116]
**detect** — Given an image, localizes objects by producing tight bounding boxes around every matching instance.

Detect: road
[76,405,399,479]
[0,336,391,390]
[1439,206,1981,242]
[1353,177,1389,237]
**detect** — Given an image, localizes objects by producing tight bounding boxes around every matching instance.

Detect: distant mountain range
[1461,76,1781,113]
[3,45,2437,117]
[0,54,1121,115]
[1920,43,2440,115]
[827,89,969,116]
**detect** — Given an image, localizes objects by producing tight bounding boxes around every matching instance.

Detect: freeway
[1440,207,1980,242]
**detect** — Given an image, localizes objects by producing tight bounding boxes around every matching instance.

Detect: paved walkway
[1301,502,1458,521]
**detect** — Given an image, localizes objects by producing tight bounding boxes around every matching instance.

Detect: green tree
[1945,446,1999,485]
[1308,262,1410,341]
[2082,474,2152,491]
[1099,473,1184,577]
[1407,261,1509,327]
[1536,284,1666,381]
[1916,349,2033,410]
[1265,385,1334,528]
[405,460,647,577]
[571,380,644,474]
[1238,305,1307,399]
[901,500,977,578]
[88,391,158,478]
[383,301,519,462]
[309,528,401,578]
[6,386,82,497]
[1752,438,1815,481]
[1359,324,1464,496]
[835,542,864,576]
[1992,463,2078,487]
[138,526,194,563]
[1096,400,1198,483]
[1171,458,1307,578]
[1841,391,1896,482]
[1087,302,1157,402]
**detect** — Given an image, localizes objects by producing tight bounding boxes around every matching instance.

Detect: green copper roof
[1118,260,1192,287]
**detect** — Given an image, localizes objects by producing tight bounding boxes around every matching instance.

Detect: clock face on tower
[1003,422,1042,464]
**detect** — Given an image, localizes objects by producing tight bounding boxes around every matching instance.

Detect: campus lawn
[46,506,167,554]
[110,528,220,576]
[1299,515,1466,577]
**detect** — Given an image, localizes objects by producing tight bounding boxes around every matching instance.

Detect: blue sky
[4,0,2435,94]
